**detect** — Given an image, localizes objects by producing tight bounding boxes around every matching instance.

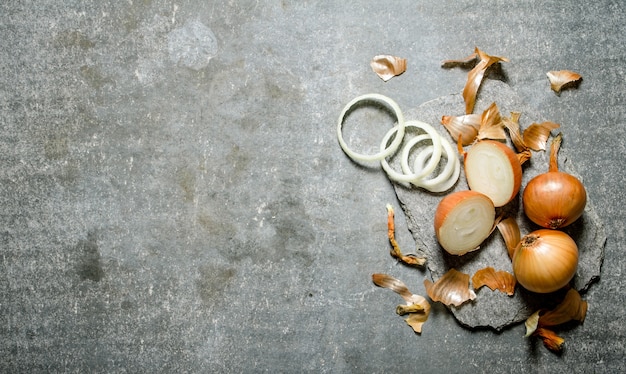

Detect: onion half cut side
[434,190,496,255]
[464,140,522,207]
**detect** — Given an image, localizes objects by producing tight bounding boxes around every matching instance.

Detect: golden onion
[512,229,578,293]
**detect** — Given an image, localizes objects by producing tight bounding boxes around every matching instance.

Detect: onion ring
[406,133,458,188]
[337,94,405,162]
[410,142,461,192]
[380,121,442,183]
[381,134,433,183]
[337,94,460,192]
[399,121,443,178]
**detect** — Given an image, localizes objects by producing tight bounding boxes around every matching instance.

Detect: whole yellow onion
[512,229,578,293]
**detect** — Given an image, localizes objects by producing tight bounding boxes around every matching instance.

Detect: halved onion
[434,190,495,255]
[464,140,522,207]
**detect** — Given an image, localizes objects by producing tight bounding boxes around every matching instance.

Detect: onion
[523,133,587,229]
[464,140,522,207]
[434,190,495,255]
[512,229,578,293]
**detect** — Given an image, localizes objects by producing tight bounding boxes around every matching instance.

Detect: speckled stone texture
[1,1,625,373]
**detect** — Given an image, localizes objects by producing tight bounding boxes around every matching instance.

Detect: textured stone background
[1,1,625,372]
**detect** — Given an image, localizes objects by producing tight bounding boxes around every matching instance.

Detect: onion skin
[512,229,578,293]
[523,171,587,229]
[434,190,495,255]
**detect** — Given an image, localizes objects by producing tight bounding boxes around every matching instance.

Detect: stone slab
[391,79,606,330]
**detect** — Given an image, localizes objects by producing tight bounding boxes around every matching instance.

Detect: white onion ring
[405,132,458,188]
[399,121,443,178]
[381,133,433,183]
[380,121,443,183]
[337,94,405,162]
[410,143,461,192]
[337,94,461,193]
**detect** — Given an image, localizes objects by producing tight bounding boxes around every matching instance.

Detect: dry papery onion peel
[427,267,516,305]
[387,204,426,267]
[441,113,480,147]
[472,266,516,296]
[496,216,520,259]
[372,273,430,333]
[424,268,476,307]
[337,94,461,192]
[442,47,509,115]
[524,288,588,352]
[547,70,583,94]
[443,102,560,168]
[370,55,407,82]
[441,101,506,146]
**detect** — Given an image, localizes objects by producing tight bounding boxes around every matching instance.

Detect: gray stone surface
[1,1,625,372]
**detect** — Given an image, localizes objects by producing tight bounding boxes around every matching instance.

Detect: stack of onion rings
[337,94,460,192]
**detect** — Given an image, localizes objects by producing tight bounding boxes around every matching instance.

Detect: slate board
[390,80,606,330]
